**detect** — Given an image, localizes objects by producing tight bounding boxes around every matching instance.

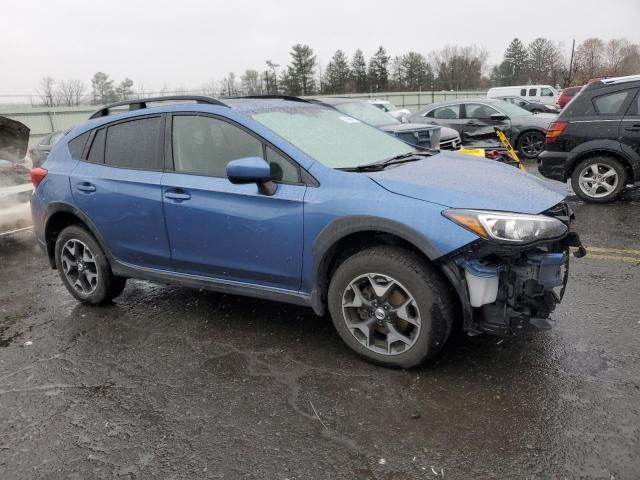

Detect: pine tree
[285,44,316,95]
[351,49,368,93]
[498,38,530,85]
[399,52,432,90]
[324,50,351,94]
[368,46,390,92]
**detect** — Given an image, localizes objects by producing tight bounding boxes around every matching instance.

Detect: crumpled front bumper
[441,203,586,336]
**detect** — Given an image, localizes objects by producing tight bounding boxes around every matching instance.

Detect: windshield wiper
[338,151,435,172]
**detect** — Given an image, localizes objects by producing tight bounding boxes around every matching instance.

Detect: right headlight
[443,209,568,244]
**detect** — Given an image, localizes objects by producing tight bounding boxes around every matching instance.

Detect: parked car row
[29,94,583,367]
[408,98,554,159]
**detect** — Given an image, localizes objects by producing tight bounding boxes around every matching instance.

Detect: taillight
[30,168,48,188]
[545,121,568,144]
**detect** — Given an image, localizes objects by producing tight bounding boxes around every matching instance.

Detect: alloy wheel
[519,132,544,157]
[61,239,100,295]
[578,163,618,199]
[341,273,421,356]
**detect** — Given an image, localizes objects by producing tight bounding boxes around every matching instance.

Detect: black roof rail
[89,95,229,119]
[226,95,311,104]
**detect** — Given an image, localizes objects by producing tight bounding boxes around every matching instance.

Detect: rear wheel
[571,156,627,203]
[54,225,127,304]
[328,246,453,368]
[516,130,545,159]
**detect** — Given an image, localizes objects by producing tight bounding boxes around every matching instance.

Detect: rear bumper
[538,150,569,181]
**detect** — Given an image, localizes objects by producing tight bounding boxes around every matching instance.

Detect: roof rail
[226,95,311,104]
[601,74,640,85]
[89,95,228,119]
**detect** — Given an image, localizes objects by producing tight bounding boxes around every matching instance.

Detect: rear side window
[592,91,630,115]
[520,89,527,96]
[104,117,163,170]
[529,88,537,97]
[68,132,90,159]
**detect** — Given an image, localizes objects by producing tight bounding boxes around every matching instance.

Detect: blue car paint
[32,98,567,307]
[367,152,566,213]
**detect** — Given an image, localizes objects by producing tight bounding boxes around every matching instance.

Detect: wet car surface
[1,185,639,479]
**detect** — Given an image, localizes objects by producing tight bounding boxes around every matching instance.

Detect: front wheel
[328,246,453,368]
[571,156,627,203]
[516,130,545,159]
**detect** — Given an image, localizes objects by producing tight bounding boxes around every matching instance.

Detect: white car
[486,85,558,105]
[368,99,411,120]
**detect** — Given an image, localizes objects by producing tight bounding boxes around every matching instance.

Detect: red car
[556,86,582,109]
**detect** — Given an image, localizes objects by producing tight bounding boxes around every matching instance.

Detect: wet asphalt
[0,180,639,479]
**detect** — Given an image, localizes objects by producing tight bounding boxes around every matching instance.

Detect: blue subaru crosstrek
[30,95,585,368]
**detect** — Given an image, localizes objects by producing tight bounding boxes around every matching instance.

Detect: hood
[0,116,30,163]
[367,151,566,214]
[516,112,556,128]
[379,122,440,134]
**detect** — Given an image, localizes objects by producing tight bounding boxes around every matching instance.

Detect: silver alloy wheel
[341,273,421,356]
[578,163,619,199]
[61,239,99,295]
[519,132,544,157]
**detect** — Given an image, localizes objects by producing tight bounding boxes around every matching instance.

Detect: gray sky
[1,0,638,95]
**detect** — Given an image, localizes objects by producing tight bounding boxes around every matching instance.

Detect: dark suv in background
[539,75,640,203]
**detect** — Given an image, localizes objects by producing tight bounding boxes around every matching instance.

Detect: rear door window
[592,91,632,115]
[87,129,106,164]
[520,88,527,96]
[104,117,163,170]
[428,105,460,119]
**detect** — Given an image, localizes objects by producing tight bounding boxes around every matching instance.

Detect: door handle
[466,121,476,125]
[625,124,640,131]
[76,182,96,193]
[164,190,191,201]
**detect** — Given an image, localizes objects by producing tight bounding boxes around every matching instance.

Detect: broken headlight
[443,209,568,244]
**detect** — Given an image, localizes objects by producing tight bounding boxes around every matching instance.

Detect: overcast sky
[0,0,638,95]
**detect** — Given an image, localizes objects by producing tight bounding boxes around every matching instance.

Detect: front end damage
[442,203,586,336]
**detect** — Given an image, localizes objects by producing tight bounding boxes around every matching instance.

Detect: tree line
[34,36,640,106]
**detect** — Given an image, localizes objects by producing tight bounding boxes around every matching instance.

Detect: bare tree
[574,38,605,83]
[37,76,58,106]
[200,80,218,96]
[604,38,640,76]
[58,79,85,106]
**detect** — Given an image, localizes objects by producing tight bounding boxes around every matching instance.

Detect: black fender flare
[566,140,638,180]
[43,201,111,267]
[309,215,443,315]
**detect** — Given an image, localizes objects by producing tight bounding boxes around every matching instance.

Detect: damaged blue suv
[30,96,584,367]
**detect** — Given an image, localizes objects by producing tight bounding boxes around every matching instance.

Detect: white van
[486,85,558,105]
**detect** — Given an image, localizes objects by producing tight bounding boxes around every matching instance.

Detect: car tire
[327,246,453,368]
[571,156,627,203]
[516,130,545,159]
[54,225,126,304]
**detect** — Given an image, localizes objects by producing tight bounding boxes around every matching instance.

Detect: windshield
[251,106,415,169]
[332,101,399,127]
[495,101,532,117]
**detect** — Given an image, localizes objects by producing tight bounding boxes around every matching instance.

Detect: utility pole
[567,39,576,87]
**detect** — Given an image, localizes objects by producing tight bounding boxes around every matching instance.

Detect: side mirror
[226,157,277,195]
[490,113,507,121]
